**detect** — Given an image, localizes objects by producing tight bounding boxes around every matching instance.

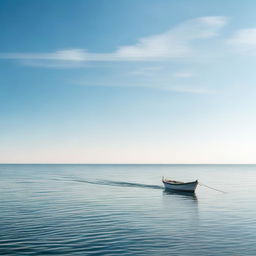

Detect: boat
[162,177,198,193]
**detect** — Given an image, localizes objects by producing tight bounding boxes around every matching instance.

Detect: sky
[0,0,256,164]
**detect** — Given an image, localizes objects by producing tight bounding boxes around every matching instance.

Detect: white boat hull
[162,179,198,192]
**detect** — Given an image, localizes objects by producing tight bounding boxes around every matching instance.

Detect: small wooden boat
[162,177,198,193]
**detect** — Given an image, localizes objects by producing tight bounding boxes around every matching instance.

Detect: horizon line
[0,163,256,165]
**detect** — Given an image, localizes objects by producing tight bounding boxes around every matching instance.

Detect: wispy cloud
[116,16,227,60]
[228,28,256,54]
[173,71,194,78]
[128,66,163,76]
[0,49,88,61]
[170,85,215,94]
[0,16,227,66]
[76,79,215,94]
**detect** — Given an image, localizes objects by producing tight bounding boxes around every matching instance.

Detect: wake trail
[72,179,163,190]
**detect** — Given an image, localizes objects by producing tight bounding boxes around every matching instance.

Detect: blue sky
[1,0,256,163]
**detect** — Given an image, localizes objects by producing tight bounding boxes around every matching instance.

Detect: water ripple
[1,164,256,255]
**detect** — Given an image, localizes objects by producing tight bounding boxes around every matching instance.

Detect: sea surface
[0,164,256,255]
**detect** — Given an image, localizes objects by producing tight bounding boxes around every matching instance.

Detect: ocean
[0,164,255,255]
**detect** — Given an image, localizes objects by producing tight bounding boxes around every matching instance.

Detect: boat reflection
[162,189,199,239]
[163,189,198,201]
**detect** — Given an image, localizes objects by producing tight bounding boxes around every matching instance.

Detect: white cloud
[228,28,256,54]
[0,16,227,65]
[115,31,189,59]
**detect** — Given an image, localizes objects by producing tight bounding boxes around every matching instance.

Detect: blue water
[0,164,256,255]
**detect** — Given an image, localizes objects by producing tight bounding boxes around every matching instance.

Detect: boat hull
[162,180,198,192]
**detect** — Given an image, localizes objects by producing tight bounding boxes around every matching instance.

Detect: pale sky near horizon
[1,0,256,163]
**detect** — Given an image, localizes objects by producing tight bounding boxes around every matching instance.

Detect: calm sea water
[0,164,256,255]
